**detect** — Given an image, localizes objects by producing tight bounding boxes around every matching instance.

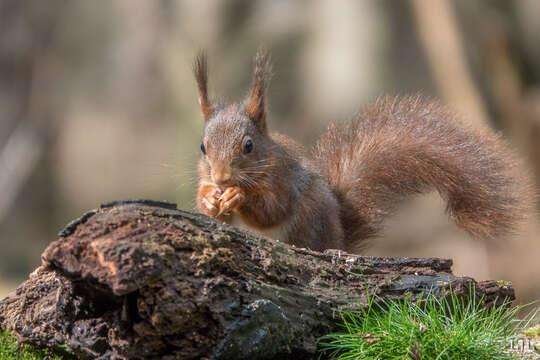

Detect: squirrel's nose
[212,169,233,186]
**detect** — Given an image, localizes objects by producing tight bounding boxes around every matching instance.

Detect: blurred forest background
[1,0,540,305]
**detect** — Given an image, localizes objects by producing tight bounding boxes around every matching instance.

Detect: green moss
[0,330,64,360]
[497,280,512,288]
[523,325,540,337]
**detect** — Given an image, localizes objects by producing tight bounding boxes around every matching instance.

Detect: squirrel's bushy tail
[313,96,534,251]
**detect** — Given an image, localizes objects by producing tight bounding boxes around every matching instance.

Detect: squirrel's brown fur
[194,50,533,253]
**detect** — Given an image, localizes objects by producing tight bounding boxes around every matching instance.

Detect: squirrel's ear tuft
[193,50,213,122]
[246,48,272,133]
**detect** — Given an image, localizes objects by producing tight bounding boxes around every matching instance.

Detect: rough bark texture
[0,200,515,359]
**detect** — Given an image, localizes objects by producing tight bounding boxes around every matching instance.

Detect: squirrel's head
[194,50,273,188]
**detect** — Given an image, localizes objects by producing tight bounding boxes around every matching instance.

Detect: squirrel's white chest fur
[229,213,285,241]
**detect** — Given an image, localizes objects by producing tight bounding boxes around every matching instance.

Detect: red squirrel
[194,50,533,253]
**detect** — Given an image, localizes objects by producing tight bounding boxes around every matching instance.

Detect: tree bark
[0,200,515,359]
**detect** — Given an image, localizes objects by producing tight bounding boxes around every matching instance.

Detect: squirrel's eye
[200,143,206,155]
[244,139,253,154]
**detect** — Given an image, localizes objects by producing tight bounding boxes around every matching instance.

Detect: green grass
[0,330,64,360]
[318,290,539,360]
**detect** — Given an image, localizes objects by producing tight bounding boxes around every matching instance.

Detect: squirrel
[194,50,533,253]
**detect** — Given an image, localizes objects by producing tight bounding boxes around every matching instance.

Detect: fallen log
[0,200,515,359]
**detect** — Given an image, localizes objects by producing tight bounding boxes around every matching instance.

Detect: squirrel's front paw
[199,186,222,218]
[218,186,245,216]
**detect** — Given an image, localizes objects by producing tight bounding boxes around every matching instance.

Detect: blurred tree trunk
[0,0,66,279]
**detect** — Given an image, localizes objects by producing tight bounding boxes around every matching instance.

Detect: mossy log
[0,200,514,359]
